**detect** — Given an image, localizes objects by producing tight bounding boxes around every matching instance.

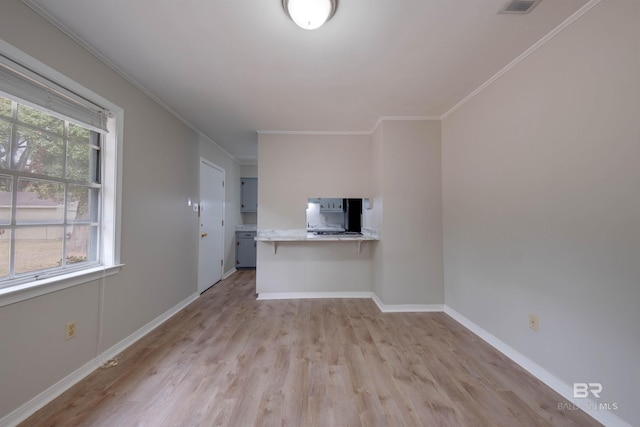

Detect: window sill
[0,265,123,308]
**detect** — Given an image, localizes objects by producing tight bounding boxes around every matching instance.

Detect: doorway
[198,159,225,293]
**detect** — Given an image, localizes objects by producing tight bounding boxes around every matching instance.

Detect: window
[0,48,120,292]
[0,96,101,283]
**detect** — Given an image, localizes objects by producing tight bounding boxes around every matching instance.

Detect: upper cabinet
[241,178,258,212]
[319,198,343,213]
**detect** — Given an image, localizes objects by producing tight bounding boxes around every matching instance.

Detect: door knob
[201,232,208,238]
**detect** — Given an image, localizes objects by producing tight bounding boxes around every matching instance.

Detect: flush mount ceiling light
[282,0,338,30]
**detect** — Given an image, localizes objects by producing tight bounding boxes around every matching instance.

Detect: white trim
[19,0,240,166]
[106,108,124,267]
[370,116,441,134]
[222,268,237,280]
[444,306,630,427]
[257,292,374,300]
[0,292,199,427]
[371,293,444,313]
[1,356,102,427]
[0,265,122,308]
[257,292,445,313]
[95,292,199,366]
[256,130,371,136]
[0,38,124,304]
[257,116,441,137]
[441,0,603,120]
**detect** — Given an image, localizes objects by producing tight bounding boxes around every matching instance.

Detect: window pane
[0,97,11,118]
[14,227,63,274]
[67,185,98,223]
[17,104,63,135]
[0,232,9,278]
[68,123,91,144]
[66,225,97,265]
[0,176,11,225]
[66,141,97,182]
[16,178,64,224]
[0,118,10,169]
[14,126,64,177]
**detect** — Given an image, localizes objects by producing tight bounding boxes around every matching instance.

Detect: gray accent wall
[442,1,639,423]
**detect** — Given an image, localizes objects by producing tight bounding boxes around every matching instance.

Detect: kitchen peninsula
[256,227,379,254]
[255,230,379,298]
[255,193,382,297]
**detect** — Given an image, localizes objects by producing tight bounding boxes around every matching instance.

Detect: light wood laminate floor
[22,270,599,426]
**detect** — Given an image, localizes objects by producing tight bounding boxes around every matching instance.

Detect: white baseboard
[371,293,444,313]
[257,291,374,300]
[223,268,237,280]
[1,292,199,427]
[444,306,630,427]
[256,292,445,314]
[95,292,199,366]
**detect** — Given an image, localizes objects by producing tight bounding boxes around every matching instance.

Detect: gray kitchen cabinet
[319,198,343,212]
[241,178,258,213]
[236,231,257,268]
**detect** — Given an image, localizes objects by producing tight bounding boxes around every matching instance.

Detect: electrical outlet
[529,314,539,332]
[65,321,76,340]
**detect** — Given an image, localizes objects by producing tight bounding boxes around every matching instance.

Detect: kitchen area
[256,197,379,254]
[254,124,443,307]
[235,160,382,297]
[236,180,379,270]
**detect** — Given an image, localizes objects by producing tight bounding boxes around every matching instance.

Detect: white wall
[0,0,239,419]
[257,133,371,229]
[241,164,258,178]
[442,1,639,424]
[367,124,385,299]
[368,120,444,306]
[256,133,372,294]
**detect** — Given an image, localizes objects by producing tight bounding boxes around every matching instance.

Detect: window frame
[1,100,103,283]
[0,39,122,306]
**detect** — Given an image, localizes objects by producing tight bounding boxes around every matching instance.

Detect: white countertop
[256,228,380,242]
[236,224,257,232]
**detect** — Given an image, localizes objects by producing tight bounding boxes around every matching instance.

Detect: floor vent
[500,0,542,14]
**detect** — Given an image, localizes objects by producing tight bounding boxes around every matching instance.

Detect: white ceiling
[23,0,588,163]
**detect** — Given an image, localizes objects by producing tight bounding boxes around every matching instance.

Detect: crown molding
[256,130,370,136]
[370,116,441,133]
[441,0,603,120]
[258,116,440,137]
[19,0,240,165]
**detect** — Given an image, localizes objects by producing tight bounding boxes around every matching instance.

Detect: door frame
[198,157,226,293]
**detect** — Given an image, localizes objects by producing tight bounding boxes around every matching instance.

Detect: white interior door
[198,159,225,293]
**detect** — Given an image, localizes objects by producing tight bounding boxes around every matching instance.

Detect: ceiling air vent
[500,0,541,14]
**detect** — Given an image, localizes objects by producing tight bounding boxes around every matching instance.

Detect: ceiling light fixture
[282,0,338,30]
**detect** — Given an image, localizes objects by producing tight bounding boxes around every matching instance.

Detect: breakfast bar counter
[256,228,379,254]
